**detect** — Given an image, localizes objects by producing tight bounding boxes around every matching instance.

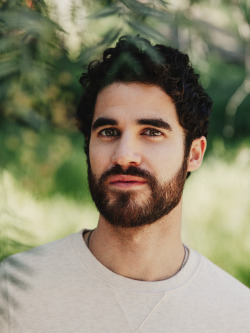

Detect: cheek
[89,142,110,177]
[89,141,98,171]
[145,142,184,181]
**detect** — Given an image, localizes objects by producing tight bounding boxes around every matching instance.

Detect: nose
[111,133,141,168]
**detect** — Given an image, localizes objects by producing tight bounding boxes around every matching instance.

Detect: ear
[187,136,207,172]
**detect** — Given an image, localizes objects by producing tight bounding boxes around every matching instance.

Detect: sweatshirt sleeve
[0,261,9,333]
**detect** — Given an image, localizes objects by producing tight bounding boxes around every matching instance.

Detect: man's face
[88,83,188,228]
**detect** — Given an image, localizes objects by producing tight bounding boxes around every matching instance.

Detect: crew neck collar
[70,230,201,294]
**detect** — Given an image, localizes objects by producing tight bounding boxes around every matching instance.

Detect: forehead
[93,82,181,129]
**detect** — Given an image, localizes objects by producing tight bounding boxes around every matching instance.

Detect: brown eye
[143,129,163,137]
[100,128,120,137]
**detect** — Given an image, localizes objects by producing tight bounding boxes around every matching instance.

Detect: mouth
[108,175,147,189]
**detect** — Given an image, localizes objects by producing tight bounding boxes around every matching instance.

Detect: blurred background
[0,0,249,286]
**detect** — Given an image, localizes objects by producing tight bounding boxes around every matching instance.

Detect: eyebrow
[92,117,118,130]
[137,118,172,131]
[92,116,173,131]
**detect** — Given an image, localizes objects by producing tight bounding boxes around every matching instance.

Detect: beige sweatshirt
[0,230,250,332]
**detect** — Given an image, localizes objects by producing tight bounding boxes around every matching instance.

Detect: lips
[108,175,147,188]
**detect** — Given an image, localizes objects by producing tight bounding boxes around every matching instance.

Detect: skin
[84,82,206,281]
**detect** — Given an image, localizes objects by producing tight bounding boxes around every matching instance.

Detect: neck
[84,202,185,281]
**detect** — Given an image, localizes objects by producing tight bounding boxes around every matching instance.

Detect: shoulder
[0,231,84,278]
[174,250,250,332]
[200,253,249,288]
[194,251,250,303]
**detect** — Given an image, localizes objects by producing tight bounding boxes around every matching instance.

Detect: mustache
[99,165,154,183]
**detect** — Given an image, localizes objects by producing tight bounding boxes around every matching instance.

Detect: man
[0,35,249,332]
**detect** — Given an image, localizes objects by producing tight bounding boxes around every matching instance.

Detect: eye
[142,128,163,137]
[99,128,120,138]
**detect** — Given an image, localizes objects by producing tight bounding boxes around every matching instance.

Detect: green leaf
[79,28,123,63]
[122,0,170,20]
[0,60,19,80]
[127,19,167,43]
[86,5,120,20]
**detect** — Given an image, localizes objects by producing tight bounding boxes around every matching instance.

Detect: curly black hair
[76,35,212,159]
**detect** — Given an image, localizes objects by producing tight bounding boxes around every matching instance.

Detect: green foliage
[0,0,80,131]
[0,119,90,201]
[205,56,246,149]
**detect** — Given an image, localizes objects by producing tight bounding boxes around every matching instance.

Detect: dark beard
[87,159,188,228]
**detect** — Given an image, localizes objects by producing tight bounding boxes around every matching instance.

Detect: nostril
[111,152,141,167]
